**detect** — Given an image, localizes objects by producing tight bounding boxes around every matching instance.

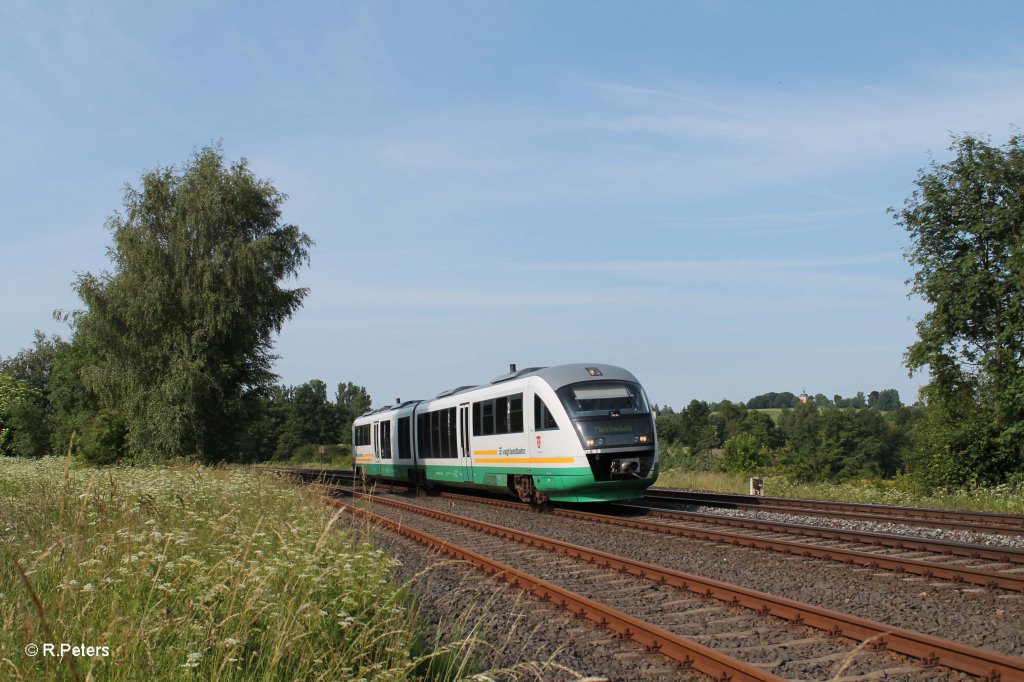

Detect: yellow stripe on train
[472,457,575,465]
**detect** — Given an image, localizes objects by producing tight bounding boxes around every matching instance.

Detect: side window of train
[380,420,392,458]
[509,394,523,432]
[472,393,524,435]
[417,413,431,457]
[534,396,559,430]
[354,424,371,446]
[416,409,458,457]
[397,417,411,459]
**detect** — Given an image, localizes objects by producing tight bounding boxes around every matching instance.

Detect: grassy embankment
[0,457,489,681]
[255,455,353,470]
[655,468,1024,514]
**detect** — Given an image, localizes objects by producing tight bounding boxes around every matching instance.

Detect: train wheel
[512,475,550,510]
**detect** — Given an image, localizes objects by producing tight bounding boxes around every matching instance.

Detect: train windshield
[556,381,650,417]
[557,381,653,449]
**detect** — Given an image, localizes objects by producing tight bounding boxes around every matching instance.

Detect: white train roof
[489,363,641,391]
[357,363,642,418]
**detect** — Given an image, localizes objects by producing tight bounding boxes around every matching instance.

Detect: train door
[458,403,473,483]
[379,418,392,476]
[372,421,380,464]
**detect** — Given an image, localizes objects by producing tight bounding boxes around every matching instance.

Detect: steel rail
[319,494,786,682]
[619,503,1024,566]
[337,488,1024,681]
[652,487,1024,525]
[645,490,1024,534]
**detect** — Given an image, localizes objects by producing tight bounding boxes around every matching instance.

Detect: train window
[480,402,495,436]
[417,413,430,457]
[534,396,559,430]
[430,410,441,458]
[446,407,457,457]
[380,421,392,459]
[558,381,650,416]
[397,417,411,459]
[439,410,450,458]
[416,409,461,458]
[509,395,523,432]
[472,393,524,435]
[353,424,371,447]
[495,396,508,432]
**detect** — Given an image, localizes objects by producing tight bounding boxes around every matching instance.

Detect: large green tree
[74,145,312,462]
[893,133,1024,486]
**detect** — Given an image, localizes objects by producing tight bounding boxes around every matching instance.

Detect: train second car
[352,363,659,503]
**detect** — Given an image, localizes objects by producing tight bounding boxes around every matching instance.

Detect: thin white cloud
[531,253,899,273]
[586,70,1024,171]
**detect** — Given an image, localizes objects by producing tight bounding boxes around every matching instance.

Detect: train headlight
[585,437,605,447]
[638,434,651,444]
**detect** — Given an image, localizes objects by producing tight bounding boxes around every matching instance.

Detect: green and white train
[352,363,659,503]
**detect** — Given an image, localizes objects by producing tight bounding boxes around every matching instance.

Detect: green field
[0,457,486,681]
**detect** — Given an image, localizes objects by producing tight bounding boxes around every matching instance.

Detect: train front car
[525,364,659,503]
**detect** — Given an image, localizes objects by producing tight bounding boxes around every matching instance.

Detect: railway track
[442,490,1024,593]
[263,466,1024,535]
[262,467,1024,593]
[644,489,1024,536]
[324,485,1024,681]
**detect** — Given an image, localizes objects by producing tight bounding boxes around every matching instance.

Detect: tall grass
[0,457,472,680]
[655,468,1024,513]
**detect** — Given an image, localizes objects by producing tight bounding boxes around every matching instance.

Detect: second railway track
[438,489,1024,593]
[267,467,1024,593]
[643,489,1024,536]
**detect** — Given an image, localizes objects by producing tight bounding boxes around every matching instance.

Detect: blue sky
[2,1,1022,410]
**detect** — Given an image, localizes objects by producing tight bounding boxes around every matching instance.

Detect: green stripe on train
[356,461,658,503]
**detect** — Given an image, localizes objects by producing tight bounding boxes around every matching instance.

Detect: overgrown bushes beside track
[0,458,472,680]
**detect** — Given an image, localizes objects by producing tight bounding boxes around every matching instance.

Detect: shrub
[78,409,128,464]
[720,433,768,473]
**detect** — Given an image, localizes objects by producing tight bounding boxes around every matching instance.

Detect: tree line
[655,397,920,482]
[0,329,373,464]
[742,389,902,411]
